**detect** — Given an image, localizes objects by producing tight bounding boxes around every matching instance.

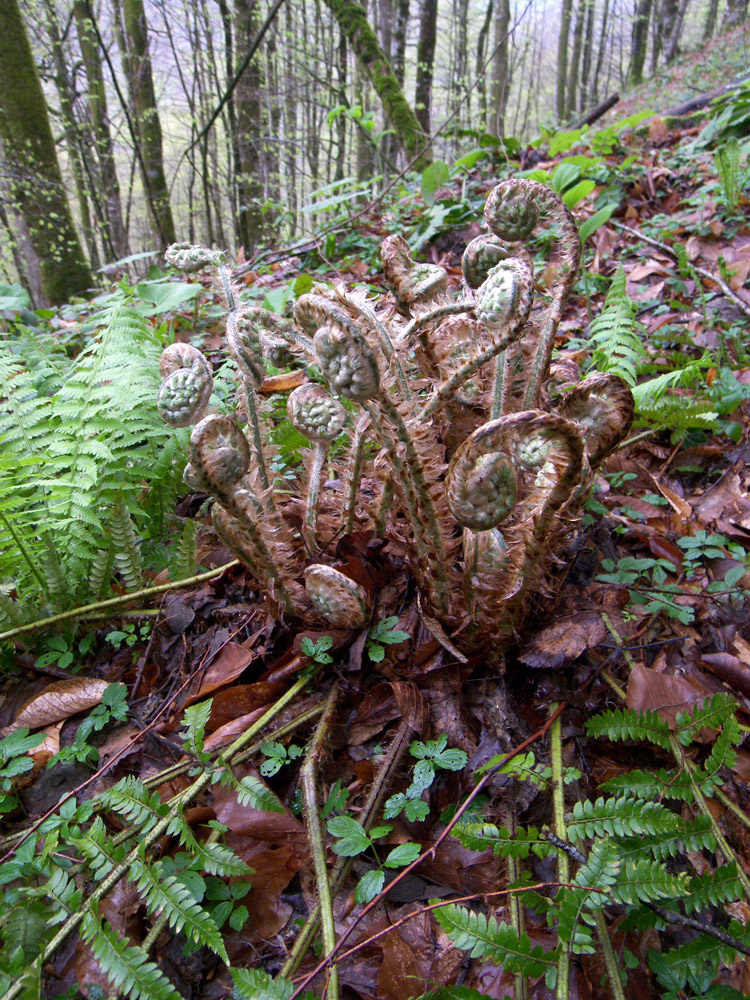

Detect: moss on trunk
[0,0,93,305]
[323,0,432,169]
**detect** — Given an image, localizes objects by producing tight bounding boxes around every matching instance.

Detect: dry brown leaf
[203,707,266,750]
[185,641,254,704]
[257,371,305,393]
[519,612,607,669]
[5,678,109,734]
[30,722,63,765]
[626,663,711,728]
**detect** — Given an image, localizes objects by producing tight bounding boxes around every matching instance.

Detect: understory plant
[161,179,635,659]
[0,289,187,627]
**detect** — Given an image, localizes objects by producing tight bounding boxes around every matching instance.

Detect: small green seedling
[366,616,409,662]
[259,740,304,777]
[47,683,129,768]
[105,624,150,650]
[327,814,422,903]
[300,635,333,665]
[35,631,94,672]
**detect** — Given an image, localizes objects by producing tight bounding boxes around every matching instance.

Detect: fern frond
[3,902,49,961]
[235,774,285,814]
[616,814,716,860]
[172,518,197,580]
[231,967,316,1000]
[110,502,143,591]
[88,542,115,601]
[599,767,694,802]
[611,858,689,905]
[649,928,743,991]
[180,699,212,756]
[675,693,737,747]
[128,858,228,961]
[71,816,127,881]
[452,821,548,858]
[556,839,620,954]
[170,812,254,877]
[97,777,167,833]
[412,989,494,1000]
[43,867,82,926]
[80,911,183,1000]
[680,862,743,915]
[0,592,29,629]
[565,796,678,843]
[432,902,556,975]
[587,268,644,385]
[585,706,671,749]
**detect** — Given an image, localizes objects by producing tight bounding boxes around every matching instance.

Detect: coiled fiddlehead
[165,243,227,273]
[304,564,371,628]
[380,234,448,313]
[157,344,213,428]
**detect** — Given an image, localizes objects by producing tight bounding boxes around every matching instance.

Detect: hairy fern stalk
[0,289,187,624]
[161,180,635,657]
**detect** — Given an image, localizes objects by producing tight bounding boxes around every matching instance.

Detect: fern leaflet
[432,902,556,975]
[587,268,645,385]
[585,706,671,749]
[80,911,183,1000]
[565,796,679,843]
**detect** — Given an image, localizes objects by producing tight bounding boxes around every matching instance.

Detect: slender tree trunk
[115,0,176,247]
[392,0,410,87]
[323,0,431,166]
[414,0,438,137]
[452,0,470,123]
[703,0,719,37]
[591,0,610,103]
[476,0,495,128]
[629,0,652,83]
[0,0,93,304]
[491,0,512,136]
[722,0,748,28]
[579,0,596,110]
[74,0,129,260]
[557,0,574,121]
[565,0,585,117]
[664,0,690,62]
[42,0,101,273]
[234,0,266,252]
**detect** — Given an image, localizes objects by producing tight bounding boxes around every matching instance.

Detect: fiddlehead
[558,373,634,466]
[380,234,448,313]
[304,564,371,628]
[157,344,213,428]
[165,242,227,273]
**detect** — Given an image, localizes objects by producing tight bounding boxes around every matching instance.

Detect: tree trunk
[703,0,719,38]
[414,0,438,138]
[722,0,748,28]
[325,0,430,166]
[392,0,410,87]
[233,0,266,253]
[116,0,176,247]
[491,0,512,136]
[664,0,690,62]
[74,0,129,260]
[564,0,585,117]
[590,0,610,104]
[0,0,93,305]
[476,0,495,128]
[579,0,596,110]
[629,0,653,84]
[557,0,574,121]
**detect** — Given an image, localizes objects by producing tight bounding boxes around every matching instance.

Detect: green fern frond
[412,988,494,1000]
[129,858,228,961]
[170,812,254,878]
[3,902,49,962]
[0,592,29,629]
[180,699,212,756]
[98,776,167,833]
[432,902,556,975]
[699,720,740,788]
[172,518,197,580]
[611,858,688,905]
[599,767,694,802]
[231,967,316,1000]
[43,866,82,926]
[675,692,737,747]
[556,839,620,954]
[587,268,645,385]
[585,706,671,749]
[80,911,183,1000]
[616,814,716,860]
[235,774,285,814]
[680,862,742,915]
[88,542,115,601]
[110,502,143,591]
[452,821,548,858]
[635,396,719,432]
[71,816,127,881]
[565,796,678,843]
[649,925,744,991]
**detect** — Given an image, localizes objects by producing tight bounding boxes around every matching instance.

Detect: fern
[616,814,716,860]
[649,928,744,991]
[97,776,168,833]
[128,857,229,961]
[181,699,213,756]
[231,967,316,1000]
[675,692,737,747]
[432,902,556,976]
[172,518,197,579]
[611,858,688,905]
[586,268,645,385]
[556,839,621,954]
[110,501,144,591]
[169,810,254,877]
[565,796,679,843]
[71,816,128,881]
[584,706,671,749]
[80,911,183,1000]
[600,767,695,802]
[678,863,743,916]
[452,821,548,858]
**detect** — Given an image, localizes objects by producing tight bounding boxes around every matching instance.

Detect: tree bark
[664,0,690,62]
[325,0,430,167]
[556,0,574,121]
[116,0,176,247]
[629,0,653,84]
[722,0,748,28]
[233,0,266,253]
[74,0,129,260]
[0,0,93,305]
[392,0,410,87]
[414,0,438,139]
[578,0,596,110]
[476,0,495,127]
[491,0,512,136]
[564,0,585,117]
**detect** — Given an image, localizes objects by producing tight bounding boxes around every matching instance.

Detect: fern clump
[0,287,188,625]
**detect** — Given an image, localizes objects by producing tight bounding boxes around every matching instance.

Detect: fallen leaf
[626,663,712,728]
[185,641,254,704]
[648,117,670,144]
[519,612,607,669]
[5,678,109,734]
[257,371,305,393]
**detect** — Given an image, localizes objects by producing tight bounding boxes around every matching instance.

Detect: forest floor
[2,36,750,1000]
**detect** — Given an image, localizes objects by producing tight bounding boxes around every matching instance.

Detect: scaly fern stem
[339,294,411,398]
[491,350,510,419]
[398,301,475,345]
[0,675,311,1000]
[593,911,627,1000]
[244,387,272,492]
[342,415,369,534]
[300,683,341,1000]
[550,704,570,1000]
[0,560,240,643]
[283,718,413,979]
[668,732,750,900]
[305,443,327,555]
